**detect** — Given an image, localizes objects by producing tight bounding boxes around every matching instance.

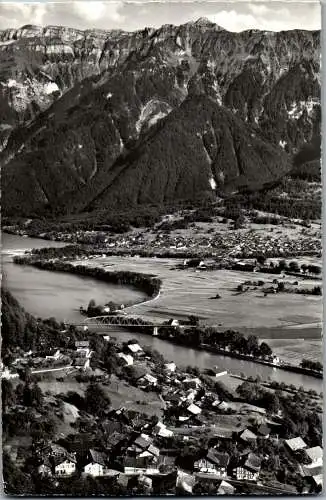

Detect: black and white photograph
[0,0,323,496]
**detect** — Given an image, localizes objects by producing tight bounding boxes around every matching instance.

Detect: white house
[1,366,19,379]
[164,362,176,373]
[305,446,323,466]
[154,421,173,438]
[83,449,107,477]
[187,403,202,415]
[54,456,77,476]
[45,350,62,361]
[285,437,307,452]
[138,373,158,387]
[73,358,91,371]
[127,343,144,356]
[117,353,134,366]
[234,453,261,482]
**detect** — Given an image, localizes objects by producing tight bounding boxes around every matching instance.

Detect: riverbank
[13,255,162,304]
[12,254,323,381]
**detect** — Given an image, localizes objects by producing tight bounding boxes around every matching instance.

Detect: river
[1,233,147,322]
[1,233,322,392]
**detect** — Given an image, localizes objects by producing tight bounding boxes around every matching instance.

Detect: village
[2,327,323,496]
[3,207,321,261]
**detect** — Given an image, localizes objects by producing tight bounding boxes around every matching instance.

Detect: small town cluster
[2,330,323,496]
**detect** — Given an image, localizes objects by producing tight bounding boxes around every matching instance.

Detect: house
[83,449,108,477]
[153,421,173,438]
[49,444,68,458]
[164,362,176,373]
[1,366,19,379]
[312,474,323,488]
[217,480,235,495]
[305,446,323,466]
[257,424,271,438]
[37,459,52,477]
[187,403,202,415]
[132,433,153,452]
[53,455,77,476]
[73,358,91,371]
[76,347,92,358]
[239,428,257,443]
[117,353,134,366]
[176,469,196,494]
[285,437,307,452]
[167,318,180,327]
[123,456,159,474]
[138,373,158,388]
[45,349,63,361]
[194,450,230,476]
[158,454,176,472]
[127,343,144,357]
[234,453,261,481]
[139,444,160,459]
[183,377,202,389]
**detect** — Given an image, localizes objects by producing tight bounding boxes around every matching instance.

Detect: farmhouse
[53,455,77,476]
[83,449,108,477]
[117,353,134,366]
[285,437,307,452]
[233,453,261,481]
[127,343,144,357]
[239,428,257,444]
[194,450,230,476]
[305,446,323,466]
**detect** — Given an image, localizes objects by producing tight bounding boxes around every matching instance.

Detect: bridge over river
[69,313,169,335]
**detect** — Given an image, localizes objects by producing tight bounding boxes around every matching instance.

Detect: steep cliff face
[0,20,320,216]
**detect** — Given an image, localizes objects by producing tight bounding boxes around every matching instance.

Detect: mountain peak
[195,17,221,28]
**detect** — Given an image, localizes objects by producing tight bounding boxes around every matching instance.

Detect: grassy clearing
[100,375,163,418]
[78,257,322,334]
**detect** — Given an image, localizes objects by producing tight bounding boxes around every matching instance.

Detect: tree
[259,342,273,358]
[289,261,300,273]
[188,315,200,326]
[87,299,96,313]
[85,383,111,417]
[262,392,280,414]
[2,379,16,411]
[256,255,266,266]
[247,335,259,355]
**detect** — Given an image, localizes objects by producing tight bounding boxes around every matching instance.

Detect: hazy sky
[0,1,321,33]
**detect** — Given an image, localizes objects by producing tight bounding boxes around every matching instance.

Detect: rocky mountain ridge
[0,20,321,216]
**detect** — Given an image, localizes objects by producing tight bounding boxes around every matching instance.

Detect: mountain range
[0,20,321,217]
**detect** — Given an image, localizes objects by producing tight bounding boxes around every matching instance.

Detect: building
[217,480,235,495]
[194,450,230,476]
[239,428,257,444]
[153,421,173,438]
[137,373,158,388]
[38,460,52,477]
[127,343,144,357]
[73,358,91,370]
[257,424,271,439]
[234,453,261,481]
[164,362,176,373]
[45,349,63,361]
[83,449,108,477]
[187,403,202,416]
[117,353,134,366]
[53,455,77,476]
[305,446,323,466]
[312,474,323,489]
[285,437,307,452]
[123,456,159,475]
